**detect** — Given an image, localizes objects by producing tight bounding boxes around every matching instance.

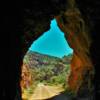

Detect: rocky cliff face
[20,63,32,90]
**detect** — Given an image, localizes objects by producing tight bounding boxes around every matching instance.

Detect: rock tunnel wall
[55,2,94,95]
[21,0,94,98]
[6,0,100,99]
[20,0,95,97]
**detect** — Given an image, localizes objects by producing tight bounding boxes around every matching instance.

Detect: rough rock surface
[56,5,94,95]
[4,0,100,99]
[20,63,32,90]
[22,1,95,96]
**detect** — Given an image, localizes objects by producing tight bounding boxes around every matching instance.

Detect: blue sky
[29,19,73,58]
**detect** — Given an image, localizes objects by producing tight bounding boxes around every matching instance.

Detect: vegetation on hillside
[23,51,72,87]
[21,51,73,99]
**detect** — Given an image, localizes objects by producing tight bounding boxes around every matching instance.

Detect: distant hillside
[23,50,73,69]
[22,50,73,87]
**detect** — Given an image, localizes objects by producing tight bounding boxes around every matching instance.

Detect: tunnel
[4,0,100,100]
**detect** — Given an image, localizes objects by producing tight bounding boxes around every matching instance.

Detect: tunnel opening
[21,19,74,100]
[5,0,99,100]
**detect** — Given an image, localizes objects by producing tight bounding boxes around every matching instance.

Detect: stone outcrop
[20,63,32,90]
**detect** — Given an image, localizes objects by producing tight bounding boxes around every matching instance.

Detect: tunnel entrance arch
[19,1,94,99]
[21,18,73,100]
